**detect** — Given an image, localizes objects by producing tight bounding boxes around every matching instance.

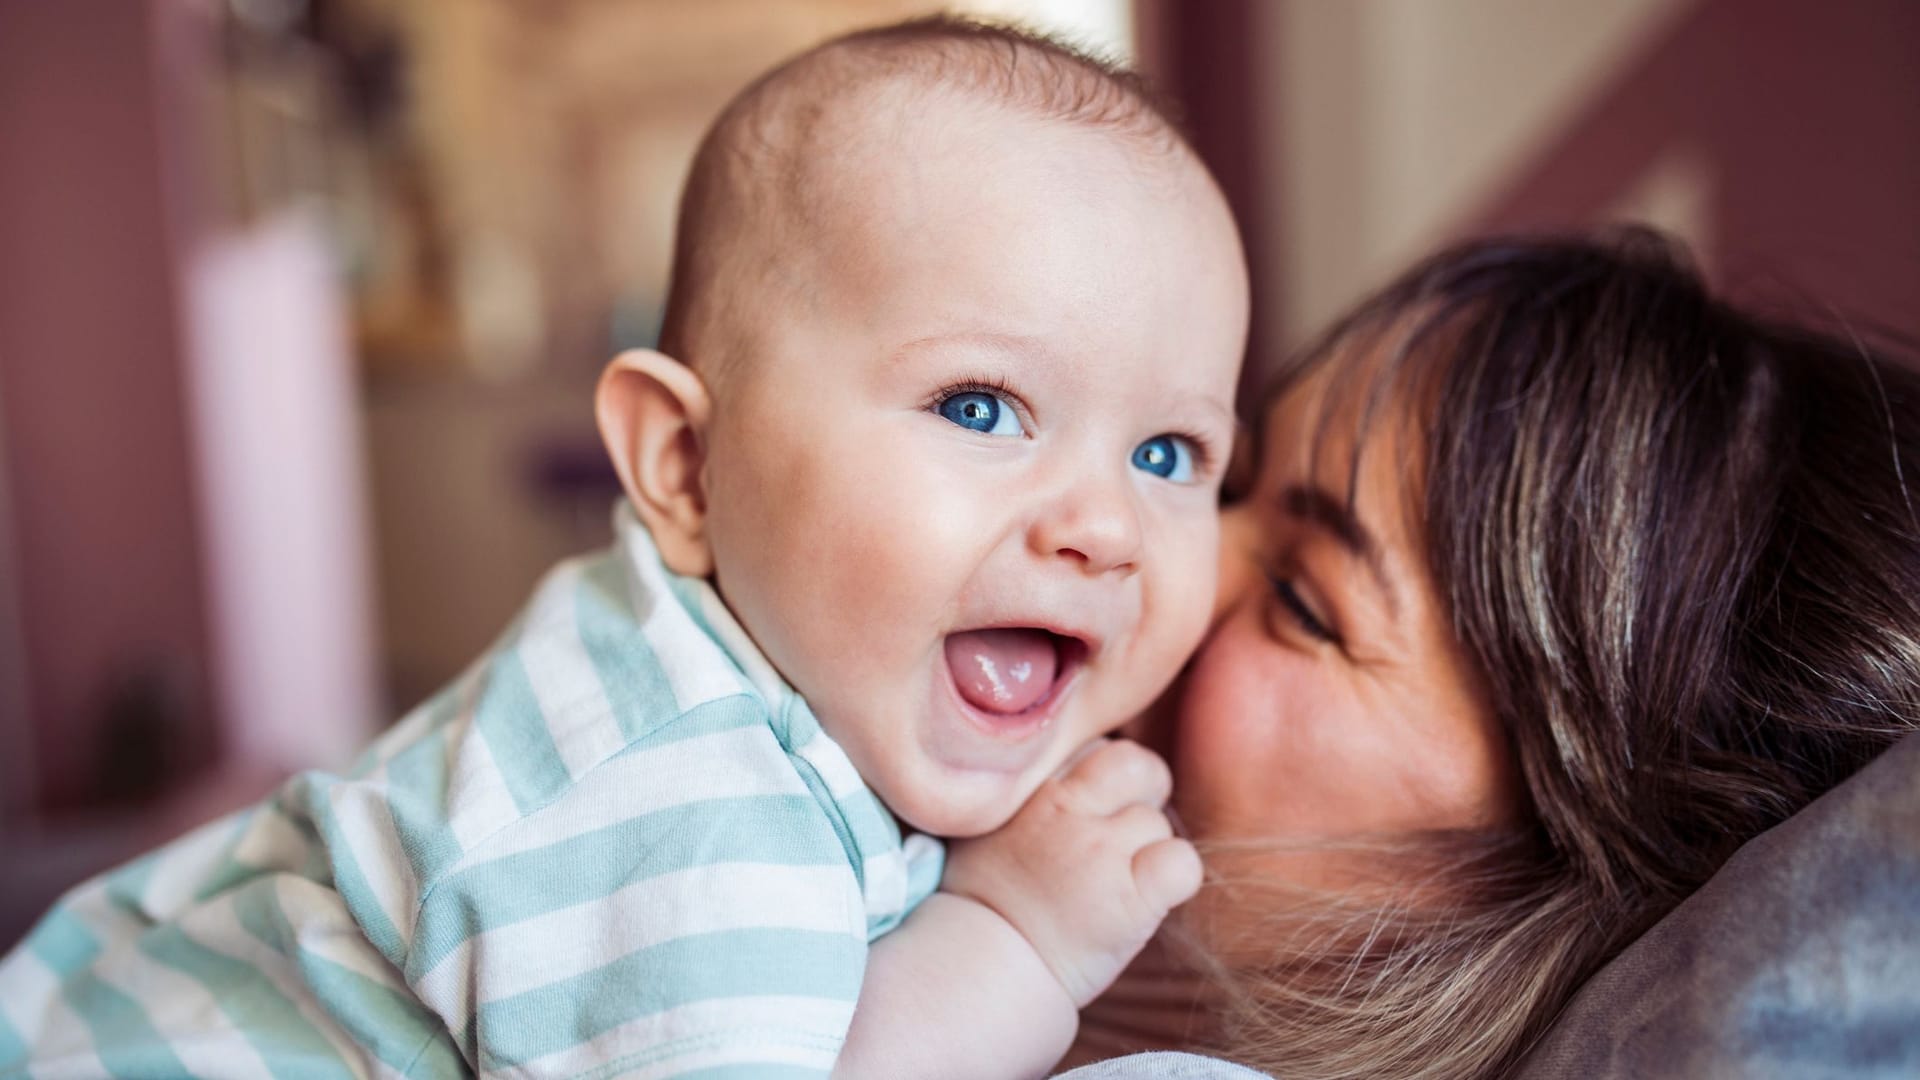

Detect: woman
[1075,227,1920,1078]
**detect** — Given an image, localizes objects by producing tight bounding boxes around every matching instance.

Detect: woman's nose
[1029,468,1143,575]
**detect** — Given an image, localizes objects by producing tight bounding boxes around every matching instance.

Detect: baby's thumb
[1132,837,1203,915]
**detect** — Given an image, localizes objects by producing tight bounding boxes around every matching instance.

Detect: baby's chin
[869,763,1033,839]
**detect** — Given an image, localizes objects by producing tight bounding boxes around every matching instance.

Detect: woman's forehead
[1257,338,1426,487]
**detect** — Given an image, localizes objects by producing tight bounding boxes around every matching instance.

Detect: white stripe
[267,875,411,996]
[500,995,852,1080]
[60,884,278,1079]
[694,583,789,706]
[859,849,908,925]
[174,894,390,1080]
[903,831,943,887]
[515,562,626,780]
[324,777,419,948]
[443,691,522,853]
[360,658,482,775]
[137,812,251,922]
[359,701,441,772]
[0,950,111,1078]
[626,1039,841,1080]
[414,862,859,1023]
[232,802,313,876]
[792,734,869,802]
[459,725,810,864]
[619,517,750,713]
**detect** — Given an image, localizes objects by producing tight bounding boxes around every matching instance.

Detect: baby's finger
[1060,740,1173,815]
[1132,837,1203,915]
[1109,802,1175,848]
[1052,735,1112,781]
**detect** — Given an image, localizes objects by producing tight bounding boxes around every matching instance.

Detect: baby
[0,17,1247,1079]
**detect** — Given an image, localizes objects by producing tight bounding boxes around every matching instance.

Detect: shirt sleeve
[397,720,872,1078]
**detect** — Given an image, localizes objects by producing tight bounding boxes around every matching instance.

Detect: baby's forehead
[662,21,1231,383]
[700,25,1187,216]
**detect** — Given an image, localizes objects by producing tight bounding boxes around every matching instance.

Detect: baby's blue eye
[1132,434,1197,482]
[938,391,1026,437]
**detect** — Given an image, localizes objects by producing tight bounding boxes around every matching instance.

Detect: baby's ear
[595,349,715,577]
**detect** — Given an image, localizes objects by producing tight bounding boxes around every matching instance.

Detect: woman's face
[1165,360,1520,943]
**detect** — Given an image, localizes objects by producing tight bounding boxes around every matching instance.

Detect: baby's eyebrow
[1185,395,1236,434]
[889,332,1048,365]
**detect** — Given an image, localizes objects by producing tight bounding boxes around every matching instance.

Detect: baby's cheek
[1146,524,1223,669]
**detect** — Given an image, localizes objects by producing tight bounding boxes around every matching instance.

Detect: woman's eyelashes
[1269,574,1341,645]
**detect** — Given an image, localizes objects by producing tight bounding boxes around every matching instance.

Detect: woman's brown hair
[1211,228,1920,1078]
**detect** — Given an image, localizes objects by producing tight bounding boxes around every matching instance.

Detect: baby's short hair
[657,15,1187,372]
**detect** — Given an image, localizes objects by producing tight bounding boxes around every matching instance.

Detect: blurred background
[1,0,1915,947]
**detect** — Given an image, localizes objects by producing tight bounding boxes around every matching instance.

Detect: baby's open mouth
[942,628,1088,716]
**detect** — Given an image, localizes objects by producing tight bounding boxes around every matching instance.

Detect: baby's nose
[1029,471,1142,576]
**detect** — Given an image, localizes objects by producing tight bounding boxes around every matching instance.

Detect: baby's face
[700,105,1248,836]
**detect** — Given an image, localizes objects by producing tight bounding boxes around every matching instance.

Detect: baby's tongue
[944,628,1058,715]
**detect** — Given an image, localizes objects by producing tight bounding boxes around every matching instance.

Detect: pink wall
[1470,0,1920,340]
[0,0,217,811]
[1142,0,1279,414]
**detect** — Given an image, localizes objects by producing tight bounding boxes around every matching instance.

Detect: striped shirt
[0,504,944,1078]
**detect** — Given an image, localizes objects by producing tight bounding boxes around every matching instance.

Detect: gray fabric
[1053,1051,1270,1079]
[1519,732,1920,1079]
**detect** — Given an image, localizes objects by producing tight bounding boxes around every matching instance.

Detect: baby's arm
[833,741,1202,1079]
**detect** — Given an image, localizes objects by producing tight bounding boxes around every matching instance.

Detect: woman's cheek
[1172,604,1290,835]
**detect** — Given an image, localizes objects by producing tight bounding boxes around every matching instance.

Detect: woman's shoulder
[1518,732,1920,1078]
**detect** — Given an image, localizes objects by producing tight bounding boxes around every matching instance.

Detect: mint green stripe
[661,572,720,643]
[239,797,331,887]
[786,749,861,893]
[26,911,189,1079]
[476,928,862,1069]
[631,694,765,746]
[833,787,899,853]
[175,812,261,907]
[233,885,443,1076]
[397,1028,466,1078]
[778,694,823,744]
[102,854,158,922]
[27,907,100,975]
[383,725,464,886]
[408,792,845,977]
[349,676,466,781]
[140,923,353,1080]
[291,780,408,967]
[472,648,572,815]
[577,558,679,742]
[297,957,449,1079]
[61,969,192,1079]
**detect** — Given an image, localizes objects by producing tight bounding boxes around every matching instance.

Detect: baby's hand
[941,739,1203,1007]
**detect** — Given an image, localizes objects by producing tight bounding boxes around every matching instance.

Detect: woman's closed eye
[1270,575,1341,645]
